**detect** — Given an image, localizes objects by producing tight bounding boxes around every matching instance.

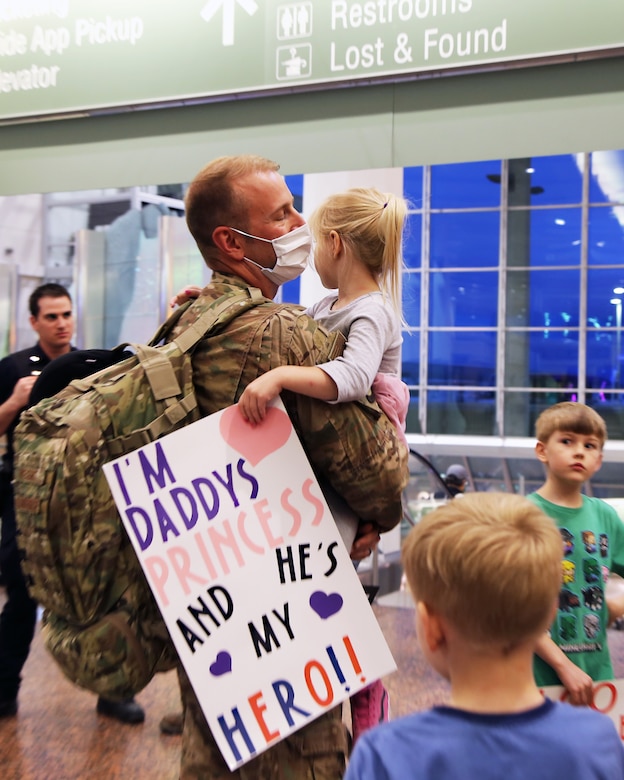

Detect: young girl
[239,186,409,745]
[238,186,409,440]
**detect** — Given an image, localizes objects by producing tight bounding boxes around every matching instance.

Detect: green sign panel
[1,0,623,123]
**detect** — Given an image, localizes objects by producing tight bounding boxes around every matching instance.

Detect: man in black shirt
[0,283,143,724]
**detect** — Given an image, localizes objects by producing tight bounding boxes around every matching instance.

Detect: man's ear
[212,226,245,259]
[417,601,446,652]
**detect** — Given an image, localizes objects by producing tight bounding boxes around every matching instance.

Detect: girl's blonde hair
[308,187,407,315]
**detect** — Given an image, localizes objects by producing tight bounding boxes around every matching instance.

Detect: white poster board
[103,400,396,770]
[543,679,624,739]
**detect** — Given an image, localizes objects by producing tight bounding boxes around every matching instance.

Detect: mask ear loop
[228,227,272,245]
[229,227,277,276]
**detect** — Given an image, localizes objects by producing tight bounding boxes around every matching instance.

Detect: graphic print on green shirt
[527,493,624,685]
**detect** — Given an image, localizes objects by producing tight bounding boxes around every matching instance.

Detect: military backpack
[13,287,266,700]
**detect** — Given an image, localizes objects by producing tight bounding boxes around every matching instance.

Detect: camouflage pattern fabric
[173,273,409,532]
[172,272,409,777]
[12,288,265,700]
[178,665,348,780]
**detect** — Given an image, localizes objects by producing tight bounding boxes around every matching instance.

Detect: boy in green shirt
[528,402,624,704]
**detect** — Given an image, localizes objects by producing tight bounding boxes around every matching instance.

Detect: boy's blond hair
[535,401,607,446]
[402,492,561,647]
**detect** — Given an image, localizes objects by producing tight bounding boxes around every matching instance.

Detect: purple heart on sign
[310,590,343,619]
[209,651,232,676]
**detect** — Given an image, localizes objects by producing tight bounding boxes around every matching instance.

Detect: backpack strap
[173,286,265,354]
[146,286,265,351]
[147,299,194,347]
[134,287,266,402]
[107,287,266,454]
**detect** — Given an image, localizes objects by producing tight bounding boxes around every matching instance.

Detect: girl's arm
[239,301,399,424]
[320,309,396,403]
[239,365,337,424]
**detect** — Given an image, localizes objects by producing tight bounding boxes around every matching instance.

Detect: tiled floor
[2,587,624,779]
[0,589,447,780]
[0,596,183,780]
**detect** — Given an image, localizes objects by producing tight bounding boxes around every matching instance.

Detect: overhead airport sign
[1,0,623,123]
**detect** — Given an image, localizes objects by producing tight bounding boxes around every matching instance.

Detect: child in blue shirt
[345,492,624,780]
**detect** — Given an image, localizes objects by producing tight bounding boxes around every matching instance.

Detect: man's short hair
[402,492,561,648]
[29,283,72,317]
[185,155,280,267]
[535,401,607,447]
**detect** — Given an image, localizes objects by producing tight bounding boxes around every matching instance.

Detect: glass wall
[6,152,624,444]
[403,151,624,438]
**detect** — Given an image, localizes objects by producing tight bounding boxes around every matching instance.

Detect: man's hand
[0,375,39,437]
[12,375,38,408]
[238,370,285,425]
[350,522,381,562]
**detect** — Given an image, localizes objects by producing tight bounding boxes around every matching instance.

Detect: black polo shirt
[0,343,55,471]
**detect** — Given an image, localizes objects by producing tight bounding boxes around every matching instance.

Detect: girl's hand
[170,285,202,308]
[238,370,285,425]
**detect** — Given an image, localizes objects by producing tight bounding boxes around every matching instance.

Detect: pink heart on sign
[219,404,292,466]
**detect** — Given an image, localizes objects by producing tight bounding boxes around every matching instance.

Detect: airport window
[401,271,421,328]
[403,213,422,268]
[401,331,420,387]
[429,212,500,269]
[427,388,496,437]
[430,159,501,209]
[403,151,624,438]
[505,330,579,391]
[588,206,624,265]
[20,153,624,450]
[507,268,580,328]
[521,207,582,267]
[516,154,583,206]
[280,174,304,304]
[587,268,624,328]
[403,166,424,208]
[428,330,497,387]
[429,270,499,328]
[590,151,624,205]
[587,317,623,395]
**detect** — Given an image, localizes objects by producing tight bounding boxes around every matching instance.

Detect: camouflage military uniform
[172,272,408,779]
[178,665,349,780]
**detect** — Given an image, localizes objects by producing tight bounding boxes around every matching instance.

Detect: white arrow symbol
[200,0,258,47]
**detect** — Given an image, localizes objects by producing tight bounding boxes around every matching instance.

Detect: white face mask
[230,223,313,285]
